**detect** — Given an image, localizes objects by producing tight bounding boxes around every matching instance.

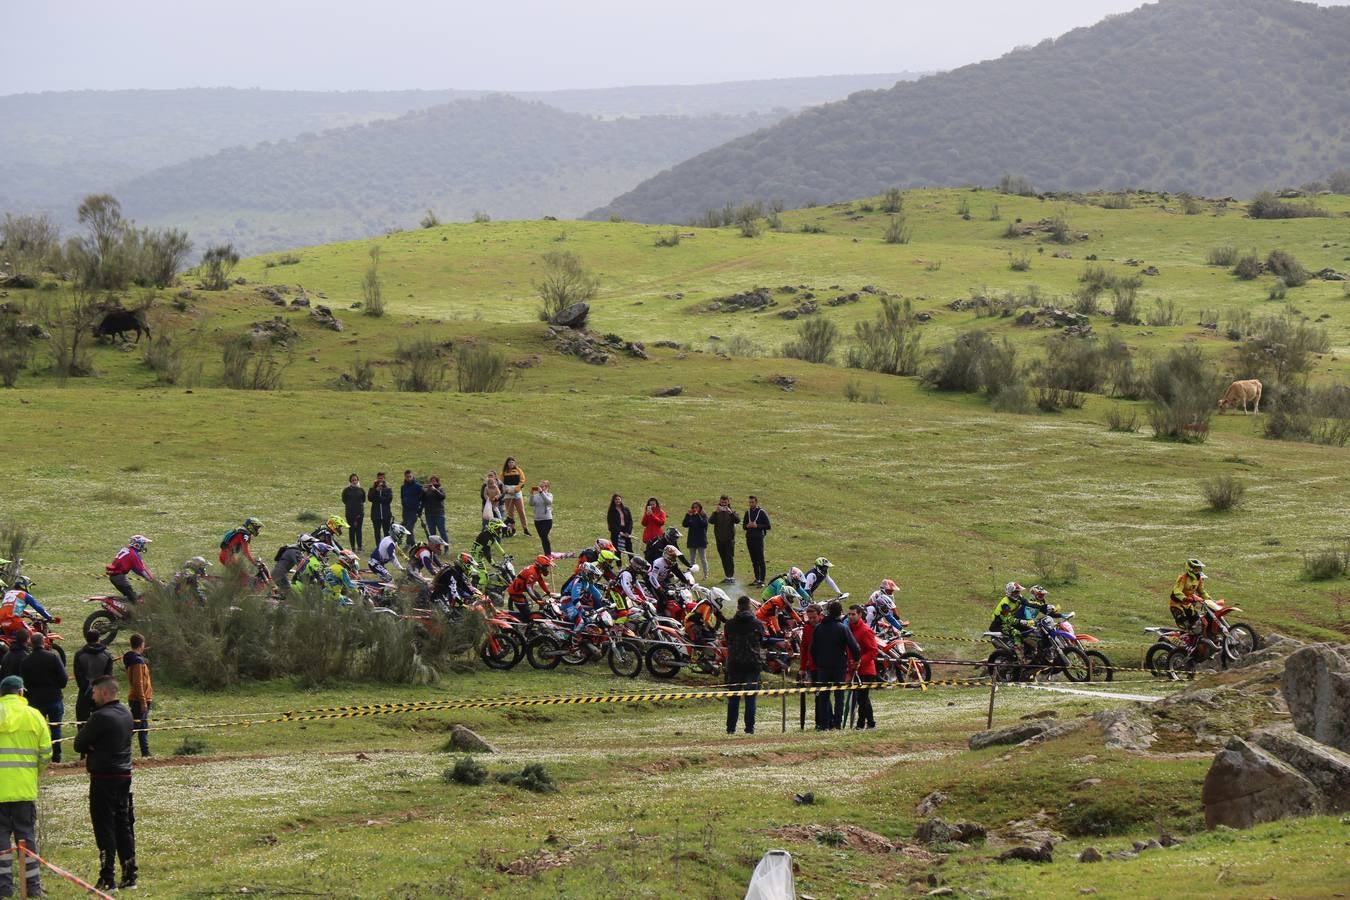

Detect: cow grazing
[1218,379,1262,414]
[94,308,151,345]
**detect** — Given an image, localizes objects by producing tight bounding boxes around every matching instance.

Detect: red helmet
[458,552,474,566]
[595,539,615,553]
[879,579,897,594]
[535,554,553,569]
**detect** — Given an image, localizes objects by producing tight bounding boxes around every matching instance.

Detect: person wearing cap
[73,674,137,892]
[0,673,53,899]
[20,635,67,764]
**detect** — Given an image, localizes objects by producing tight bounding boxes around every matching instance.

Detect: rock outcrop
[1202,737,1322,828]
[1281,645,1350,751]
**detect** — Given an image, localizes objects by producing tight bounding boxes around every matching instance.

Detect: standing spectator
[500,457,530,536]
[723,596,764,735]
[0,631,28,679]
[342,473,367,552]
[641,498,667,561]
[530,481,554,555]
[21,634,67,762]
[743,495,772,587]
[73,631,113,726]
[481,472,503,528]
[422,475,447,541]
[809,600,859,730]
[799,604,823,730]
[122,634,153,757]
[682,502,710,579]
[399,470,423,546]
[708,495,740,585]
[607,494,634,554]
[0,674,53,900]
[848,606,878,730]
[368,472,394,544]
[73,675,137,892]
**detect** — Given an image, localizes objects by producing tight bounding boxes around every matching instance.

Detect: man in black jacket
[723,596,765,734]
[73,675,137,892]
[0,630,29,679]
[743,495,771,586]
[368,472,394,543]
[400,470,423,548]
[422,475,448,541]
[73,632,113,727]
[21,634,68,762]
[809,600,860,730]
[708,496,740,585]
[341,474,367,552]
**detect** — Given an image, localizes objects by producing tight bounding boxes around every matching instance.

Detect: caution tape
[14,840,114,899]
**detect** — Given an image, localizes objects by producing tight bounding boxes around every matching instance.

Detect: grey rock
[1281,645,1350,752]
[448,724,497,753]
[1107,850,1138,861]
[950,821,986,843]
[916,790,948,817]
[927,889,954,897]
[1158,833,1184,848]
[547,302,590,329]
[914,818,952,844]
[969,720,1052,750]
[1252,725,1350,810]
[997,842,1052,863]
[290,296,310,307]
[1078,847,1102,863]
[1094,708,1156,750]
[1202,736,1322,828]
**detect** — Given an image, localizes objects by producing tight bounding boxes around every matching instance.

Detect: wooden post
[17,839,27,899]
[986,677,997,730]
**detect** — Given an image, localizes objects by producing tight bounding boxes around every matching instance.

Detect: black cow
[94,309,151,344]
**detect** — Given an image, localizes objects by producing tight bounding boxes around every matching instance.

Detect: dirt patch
[497,844,579,876]
[767,823,936,861]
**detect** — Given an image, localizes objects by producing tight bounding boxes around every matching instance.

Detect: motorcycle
[983,610,1091,683]
[644,575,731,678]
[472,597,525,670]
[1166,598,1260,676]
[1142,626,1185,676]
[875,628,931,684]
[0,613,65,666]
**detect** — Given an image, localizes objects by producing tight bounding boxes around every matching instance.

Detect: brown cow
[1218,379,1262,414]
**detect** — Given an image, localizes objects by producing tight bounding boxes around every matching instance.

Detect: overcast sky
[5,0,1348,94]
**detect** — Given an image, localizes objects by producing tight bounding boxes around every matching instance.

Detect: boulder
[448,724,497,753]
[1078,847,1102,863]
[653,386,684,397]
[1281,645,1350,751]
[969,720,1053,750]
[997,842,1052,863]
[548,302,590,329]
[915,790,948,817]
[949,821,986,843]
[1002,817,1065,848]
[1252,725,1350,810]
[914,818,952,844]
[310,306,343,332]
[1093,708,1156,751]
[1202,736,1322,828]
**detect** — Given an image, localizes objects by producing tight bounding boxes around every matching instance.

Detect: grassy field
[3,187,1349,895]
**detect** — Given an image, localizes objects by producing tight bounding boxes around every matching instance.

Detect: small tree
[845,298,922,375]
[393,338,448,392]
[49,289,100,382]
[472,210,491,224]
[782,318,838,364]
[0,213,60,282]
[420,209,441,229]
[200,244,240,291]
[70,194,133,290]
[1146,346,1222,442]
[456,343,508,392]
[535,250,599,322]
[134,227,193,288]
[881,187,903,214]
[362,245,385,317]
[1330,169,1350,195]
[735,203,762,238]
[221,333,289,390]
[883,214,911,245]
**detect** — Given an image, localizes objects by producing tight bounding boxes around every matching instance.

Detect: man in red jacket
[799,604,822,729]
[848,605,879,730]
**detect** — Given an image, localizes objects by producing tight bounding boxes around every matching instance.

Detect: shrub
[724,335,759,358]
[362,245,385,317]
[1104,404,1140,432]
[844,297,922,375]
[535,250,599,322]
[200,243,241,290]
[0,522,40,578]
[142,330,201,386]
[1111,278,1140,324]
[1268,282,1287,301]
[0,213,60,281]
[881,187,903,213]
[1045,213,1072,244]
[735,203,763,238]
[799,222,826,234]
[471,210,491,224]
[1031,543,1079,586]
[173,738,208,757]
[1247,192,1327,219]
[1008,252,1031,272]
[455,343,508,393]
[1100,193,1132,209]
[420,209,440,229]
[1301,545,1349,580]
[654,230,681,248]
[336,357,376,391]
[1329,169,1350,194]
[221,333,289,390]
[956,197,971,218]
[1236,314,1329,384]
[1232,251,1263,280]
[1201,475,1246,511]
[1035,334,1107,393]
[1001,221,1022,239]
[923,330,1019,399]
[782,318,838,364]
[1264,250,1308,287]
[1222,308,1254,341]
[998,174,1036,196]
[883,214,911,245]
[1146,346,1221,442]
[989,203,1001,221]
[393,338,449,392]
[765,211,783,231]
[444,756,488,786]
[1180,194,1204,215]
[48,291,99,381]
[1263,380,1350,447]
[495,763,556,793]
[843,379,862,403]
[1034,385,1084,412]
[989,378,1031,413]
[1146,298,1182,327]
[1206,245,1238,267]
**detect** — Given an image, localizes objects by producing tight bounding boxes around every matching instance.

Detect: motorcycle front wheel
[480,631,523,670]
[607,639,643,678]
[1226,624,1260,660]
[897,652,931,684]
[1059,647,1091,683]
[1144,641,1176,677]
[645,642,685,678]
[525,635,564,670]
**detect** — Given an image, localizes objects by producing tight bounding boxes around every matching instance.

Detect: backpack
[761,573,787,601]
[274,544,297,562]
[220,528,245,550]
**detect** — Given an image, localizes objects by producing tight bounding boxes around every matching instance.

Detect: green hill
[593,0,1350,224]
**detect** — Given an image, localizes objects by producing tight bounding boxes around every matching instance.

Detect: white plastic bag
[745,849,795,900]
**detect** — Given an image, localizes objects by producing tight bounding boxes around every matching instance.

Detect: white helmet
[1005,581,1023,597]
[184,556,210,574]
[129,535,152,551]
[390,524,410,540]
[428,536,446,549]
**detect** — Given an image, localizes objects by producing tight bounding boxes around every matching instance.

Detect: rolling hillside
[593,0,1350,224]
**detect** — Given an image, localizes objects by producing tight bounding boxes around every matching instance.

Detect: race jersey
[0,590,50,622]
[508,564,550,598]
[219,529,256,566]
[106,546,153,579]
[802,566,840,597]
[370,535,404,570]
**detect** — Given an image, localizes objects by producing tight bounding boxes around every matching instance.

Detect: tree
[535,250,599,322]
[200,243,241,290]
[782,318,839,364]
[362,245,385,316]
[133,227,193,288]
[846,298,922,374]
[72,194,132,289]
[0,213,60,282]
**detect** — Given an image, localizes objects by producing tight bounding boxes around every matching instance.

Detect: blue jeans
[130,699,151,756]
[36,700,62,762]
[726,668,760,733]
[816,667,847,729]
[426,514,447,541]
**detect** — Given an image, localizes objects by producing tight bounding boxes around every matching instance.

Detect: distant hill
[0,74,913,217]
[592,0,1350,224]
[107,96,784,252]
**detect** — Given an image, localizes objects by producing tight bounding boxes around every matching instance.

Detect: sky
[6,0,1318,95]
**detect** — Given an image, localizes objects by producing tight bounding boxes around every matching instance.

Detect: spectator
[73,630,113,727]
[708,495,740,585]
[847,606,878,730]
[0,631,28,679]
[799,604,823,730]
[682,502,710,580]
[21,634,67,762]
[399,470,423,546]
[743,495,772,587]
[481,472,503,528]
[422,475,447,541]
[122,634,153,757]
[641,498,667,561]
[723,596,764,735]
[73,675,137,892]
[0,674,52,899]
[342,473,367,552]
[530,481,555,555]
[809,600,859,730]
[607,494,634,554]
[368,472,394,543]
[500,457,530,537]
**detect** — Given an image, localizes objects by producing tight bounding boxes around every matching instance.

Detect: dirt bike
[1166,598,1260,677]
[762,625,800,678]
[874,627,931,684]
[473,598,525,670]
[644,577,732,678]
[0,613,66,666]
[983,610,1091,683]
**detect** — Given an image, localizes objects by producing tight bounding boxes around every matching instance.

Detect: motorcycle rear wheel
[1085,650,1114,682]
[986,650,1021,683]
[83,610,121,646]
[1144,641,1175,677]
[525,635,564,670]
[1166,647,1197,680]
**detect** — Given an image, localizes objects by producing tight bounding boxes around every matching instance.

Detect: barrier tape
[14,840,114,899]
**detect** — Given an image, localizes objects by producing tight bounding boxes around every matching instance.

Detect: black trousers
[372,513,392,543]
[726,666,761,733]
[75,691,94,728]
[815,666,847,729]
[400,510,420,547]
[108,572,137,604]
[746,534,766,582]
[0,799,41,896]
[88,778,136,884]
[347,512,365,551]
[715,536,735,578]
[853,674,876,728]
[536,519,553,556]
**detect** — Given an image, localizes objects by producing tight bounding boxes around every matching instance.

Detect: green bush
[444,756,488,785]
[881,187,904,213]
[393,338,449,392]
[420,209,440,229]
[1104,404,1140,433]
[782,318,838,364]
[1146,346,1222,443]
[1100,193,1132,209]
[200,243,240,290]
[998,174,1036,197]
[173,738,209,757]
[1263,381,1350,447]
[142,330,201,387]
[362,245,385,317]
[844,297,922,375]
[337,357,376,391]
[535,250,599,322]
[495,763,556,794]
[1206,244,1238,266]
[1264,249,1308,287]
[1301,545,1349,580]
[1232,251,1263,279]
[1008,252,1031,272]
[456,343,508,393]
[1247,192,1327,219]
[882,214,911,244]
[221,333,289,390]
[1035,333,1108,393]
[654,230,681,248]
[1201,475,1246,511]
[923,330,1019,400]
[1236,314,1329,384]
[1145,298,1182,327]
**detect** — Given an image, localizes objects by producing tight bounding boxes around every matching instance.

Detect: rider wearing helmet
[756,586,803,639]
[0,575,53,639]
[560,562,607,633]
[570,538,616,575]
[311,515,348,552]
[762,566,808,604]
[802,557,841,598]
[472,519,509,566]
[173,557,212,605]
[645,527,686,566]
[219,518,263,569]
[297,542,333,585]
[684,589,727,658]
[322,550,359,604]
[409,536,446,582]
[866,579,907,632]
[990,581,1051,658]
[431,552,480,606]
[616,556,651,607]
[270,534,315,590]
[107,535,156,605]
[507,554,555,620]
[368,523,410,581]
[1170,558,1211,631]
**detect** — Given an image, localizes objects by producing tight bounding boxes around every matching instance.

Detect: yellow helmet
[327,516,349,535]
